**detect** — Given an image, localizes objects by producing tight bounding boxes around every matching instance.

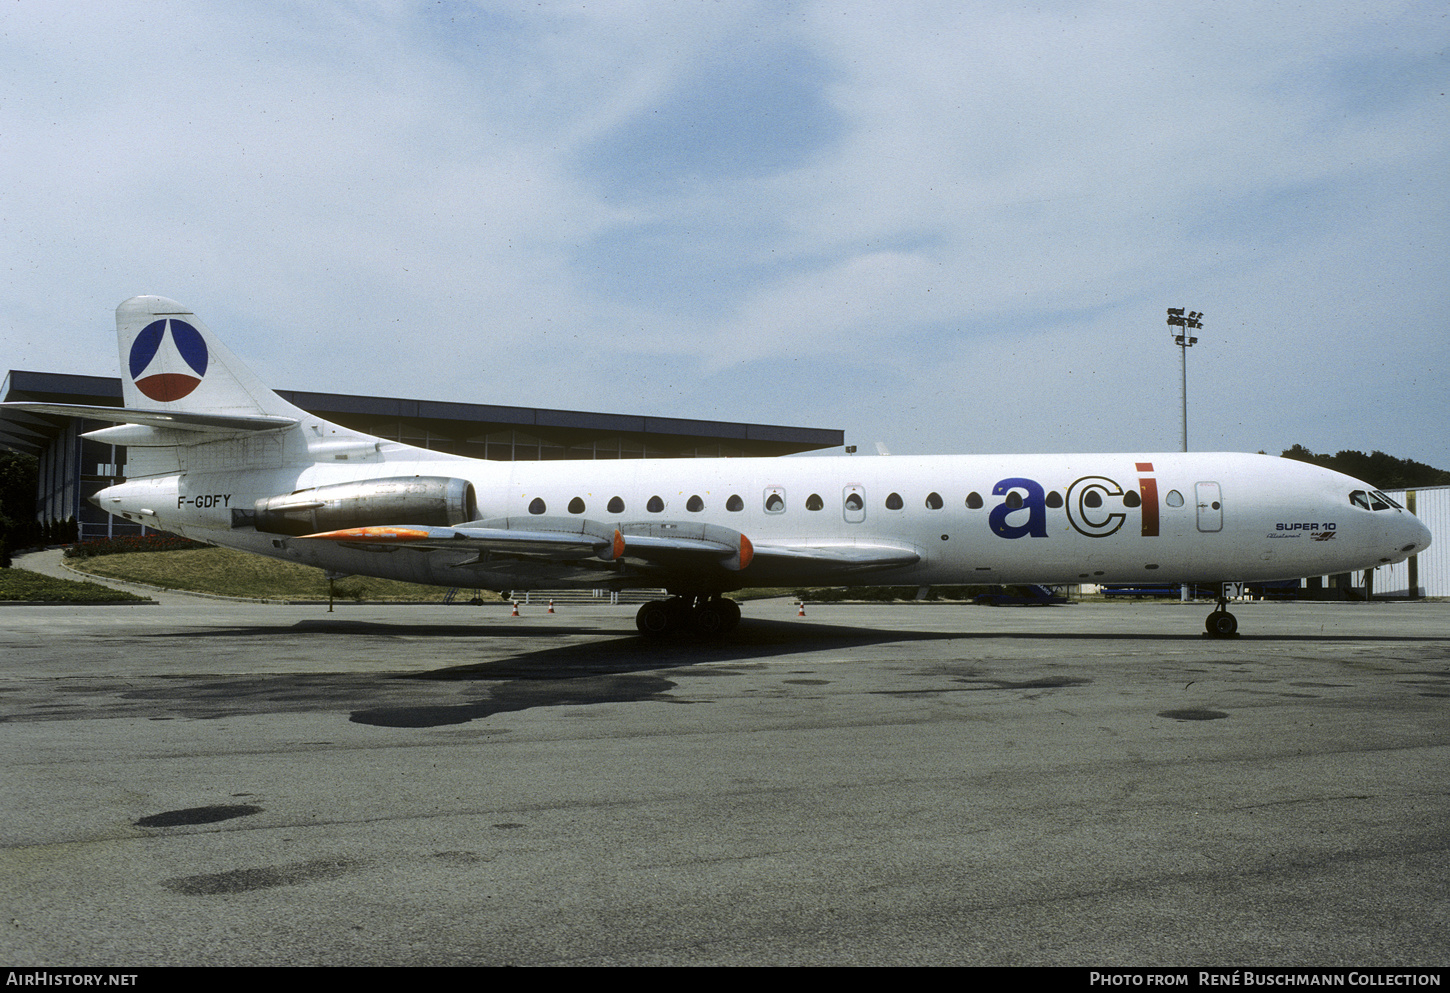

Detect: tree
[1280,446,1450,489]
[0,451,42,565]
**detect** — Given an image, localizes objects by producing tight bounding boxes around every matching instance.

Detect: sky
[3,1,1447,466]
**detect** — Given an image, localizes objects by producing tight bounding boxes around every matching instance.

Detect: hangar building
[1,369,843,543]
[1380,485,1448,598]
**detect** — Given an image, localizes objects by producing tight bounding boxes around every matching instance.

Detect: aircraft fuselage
[97,449,1424,594]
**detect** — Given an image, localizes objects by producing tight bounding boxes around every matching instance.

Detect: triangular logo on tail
[129,319,210,402]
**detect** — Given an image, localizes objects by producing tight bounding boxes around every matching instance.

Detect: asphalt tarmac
[1,593,1446,966]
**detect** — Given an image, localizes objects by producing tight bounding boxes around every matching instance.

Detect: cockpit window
[1350,489,1402,511]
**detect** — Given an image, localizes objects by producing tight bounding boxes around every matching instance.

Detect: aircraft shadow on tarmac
[123,614,1448,731]
[128,618,969,729]
[352,619,963,728]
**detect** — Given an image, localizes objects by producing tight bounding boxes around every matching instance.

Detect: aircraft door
[843,485,865,523]
[1195,481,1223,532]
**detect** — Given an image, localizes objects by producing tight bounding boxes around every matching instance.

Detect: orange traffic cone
[797,601,806,617]
[548,600,555,614]
[511,601,520,617]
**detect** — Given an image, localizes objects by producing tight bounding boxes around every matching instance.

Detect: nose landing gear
[1204,587,1239,637]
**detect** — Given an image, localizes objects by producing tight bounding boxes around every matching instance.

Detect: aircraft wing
[300,517,622,564]
[0,402,297,434]
[299,517,918,585]
[300,518,753,574]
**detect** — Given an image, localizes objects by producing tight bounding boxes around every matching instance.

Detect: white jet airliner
[5,297,1431,638]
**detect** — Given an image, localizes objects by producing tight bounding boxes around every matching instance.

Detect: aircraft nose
[1403,513,1433,556]
[1383,509,1433,564]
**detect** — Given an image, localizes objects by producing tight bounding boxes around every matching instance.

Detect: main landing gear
[1204,591,1239,638]
[635,594,742,639]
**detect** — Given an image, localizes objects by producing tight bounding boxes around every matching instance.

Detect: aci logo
[129,319,208,402]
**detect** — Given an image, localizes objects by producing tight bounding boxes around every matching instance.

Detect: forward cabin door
[1195,481,1223,533]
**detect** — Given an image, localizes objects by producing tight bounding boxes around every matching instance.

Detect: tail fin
[118,296,306,420]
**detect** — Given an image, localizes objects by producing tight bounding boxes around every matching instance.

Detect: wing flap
[748,541,921,578]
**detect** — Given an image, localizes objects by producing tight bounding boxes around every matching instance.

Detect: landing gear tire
[694,597,742,637]
[694,602,727,636]
[1205,610,1238,638]
[720,598,741,632]
[636,600,674,637]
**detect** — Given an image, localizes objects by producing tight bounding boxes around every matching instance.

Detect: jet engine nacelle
[254,476,479,537]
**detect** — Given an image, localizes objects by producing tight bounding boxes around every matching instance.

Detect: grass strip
[68,546,501,602]
[0,567,152,603]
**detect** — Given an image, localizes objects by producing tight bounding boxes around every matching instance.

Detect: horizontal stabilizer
[0,401,296,435]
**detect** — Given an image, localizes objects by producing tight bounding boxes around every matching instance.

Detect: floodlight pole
[1165,308,1202,452]
[1179,334,1189,452]
[1166,308,1204,602]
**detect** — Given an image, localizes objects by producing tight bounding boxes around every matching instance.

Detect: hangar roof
[1,369,843,460]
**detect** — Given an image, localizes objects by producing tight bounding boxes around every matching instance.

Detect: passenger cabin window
[764,488,786,514]
[885,492,903,510]
[925,492,943,510]
[528,497,546,515]
[843,485,866,524]
[844,492,863,512]
[647,495,665,513]
[966,492,983,510]
[1045,491,1063,508]
[568,497,585,514]
[806,493,824,511]
[686,495,705,512]
[726,494,744,512]
[1165,490,1184,507]
[1004,491,1024,509]
[1122,490,1141,508]
[607,496,625,514]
